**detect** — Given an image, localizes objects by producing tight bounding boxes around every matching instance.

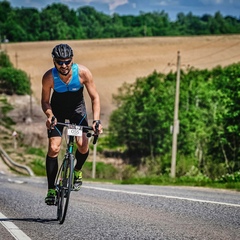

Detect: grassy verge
[120,175,240,191]
[82,162,240,191]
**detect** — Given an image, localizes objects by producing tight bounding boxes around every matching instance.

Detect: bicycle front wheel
[56,154,74,224]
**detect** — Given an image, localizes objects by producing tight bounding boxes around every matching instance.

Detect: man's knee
[77,145,89,154]
[48,146,60,156]
[76,135,88,153]
[48,138,61,156]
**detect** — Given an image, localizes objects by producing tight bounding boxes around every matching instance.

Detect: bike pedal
[46,200,56,206]
[73,184,82,191]
[46,196,57,206]
[63,190,68,198]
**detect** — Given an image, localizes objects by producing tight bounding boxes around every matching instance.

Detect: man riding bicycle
[41,43,102,205]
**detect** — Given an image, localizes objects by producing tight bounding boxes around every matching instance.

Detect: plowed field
[4,35,240,126]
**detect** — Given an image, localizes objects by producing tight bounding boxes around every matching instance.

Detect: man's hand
[92,120,103,134]
[46,116,57,129]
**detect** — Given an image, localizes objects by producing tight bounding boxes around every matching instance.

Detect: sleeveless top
[52,63,82,92]
[50,63,87,121]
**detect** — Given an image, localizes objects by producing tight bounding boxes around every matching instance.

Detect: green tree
[1,1,240,41]
[2,11,28,42]
[77,6,111,39]
[110,71,175,166]
[15,8,41,41]
[209,65,240,171]
[0,67,31,95]
[0,0,11,22]
[0,51,13,67]
[109,63,240,178]
[40,7,69,40]
[40,3,84,40]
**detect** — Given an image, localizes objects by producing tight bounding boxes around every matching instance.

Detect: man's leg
[74,134,89,190]
[74,149,89,170]
[45,136,61,205]
[75,134,89,170]
[46,155,58,189]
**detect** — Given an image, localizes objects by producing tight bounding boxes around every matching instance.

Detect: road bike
[51,118,99,224]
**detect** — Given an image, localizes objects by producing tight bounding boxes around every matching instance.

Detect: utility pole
[92,143,97,179]
[29,75,33,118]
[15,52,18,68]
[171,51,181,178]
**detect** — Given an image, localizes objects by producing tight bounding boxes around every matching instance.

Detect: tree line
[0,0,240,42]
[108,63,240,179]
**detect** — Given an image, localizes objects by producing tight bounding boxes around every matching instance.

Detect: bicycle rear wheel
[56,154,74,224]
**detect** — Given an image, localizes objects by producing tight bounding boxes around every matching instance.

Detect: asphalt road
[0,172,240,240]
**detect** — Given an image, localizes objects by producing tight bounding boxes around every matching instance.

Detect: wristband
[93,120,101,124]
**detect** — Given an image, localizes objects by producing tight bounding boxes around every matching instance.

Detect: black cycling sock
[75,149,89,170]
[46,155,58,189]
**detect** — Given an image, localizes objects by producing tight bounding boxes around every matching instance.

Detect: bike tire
[56,154,74,224]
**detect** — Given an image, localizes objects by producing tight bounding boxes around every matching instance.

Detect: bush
[0,67,31,95]
[0,51,13,67]
[1,116,15,126]
[216,171,240,183]
[0,96,14,114]
[121,165,137,180]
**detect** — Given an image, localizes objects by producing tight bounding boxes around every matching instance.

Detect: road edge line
[0,212,31,240]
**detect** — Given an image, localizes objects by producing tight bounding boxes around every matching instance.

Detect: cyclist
[41,43,102,205]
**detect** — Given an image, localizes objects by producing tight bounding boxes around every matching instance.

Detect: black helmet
[52,44,73,59]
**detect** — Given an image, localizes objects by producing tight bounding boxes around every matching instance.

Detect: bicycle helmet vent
[52,44,73,59]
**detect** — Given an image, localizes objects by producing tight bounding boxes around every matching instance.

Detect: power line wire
[160,36,239,73]
[185,52,240,67]
[185,41,240,63]
[188,36,226,51]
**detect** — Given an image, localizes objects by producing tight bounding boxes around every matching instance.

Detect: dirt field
[3,35,240,127]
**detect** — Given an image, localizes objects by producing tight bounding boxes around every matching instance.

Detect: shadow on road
[0,217,58,224]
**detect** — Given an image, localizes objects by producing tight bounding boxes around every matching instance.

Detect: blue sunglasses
[55,59,72,66]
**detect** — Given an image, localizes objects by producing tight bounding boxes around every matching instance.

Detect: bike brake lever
[49,116,56,131]
[51,116,55,123]
[93,122,99,145]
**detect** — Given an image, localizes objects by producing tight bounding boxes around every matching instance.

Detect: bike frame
[53,121,98,224]
[55,134,74,224]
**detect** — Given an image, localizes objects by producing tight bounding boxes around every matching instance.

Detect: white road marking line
[8,178,26,184]
[0,212,31,240]
[83,186,240,207]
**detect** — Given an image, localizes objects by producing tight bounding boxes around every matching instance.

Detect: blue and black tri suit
[48,63,88,138]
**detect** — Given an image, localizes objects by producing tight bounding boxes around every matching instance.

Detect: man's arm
[41,70,54,129]
[79,64,102,131]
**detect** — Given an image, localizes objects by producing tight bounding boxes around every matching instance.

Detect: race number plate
[67,125,83,137]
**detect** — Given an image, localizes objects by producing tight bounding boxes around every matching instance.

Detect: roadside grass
[120,175,240,191]
[82,162,240,191]
[29,158,45,176]
[26,147,46,176]
[2,139,240,191]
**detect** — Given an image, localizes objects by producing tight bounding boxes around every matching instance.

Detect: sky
[8,0,240,20]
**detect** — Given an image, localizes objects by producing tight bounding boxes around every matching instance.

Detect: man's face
[54,58,72,76]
